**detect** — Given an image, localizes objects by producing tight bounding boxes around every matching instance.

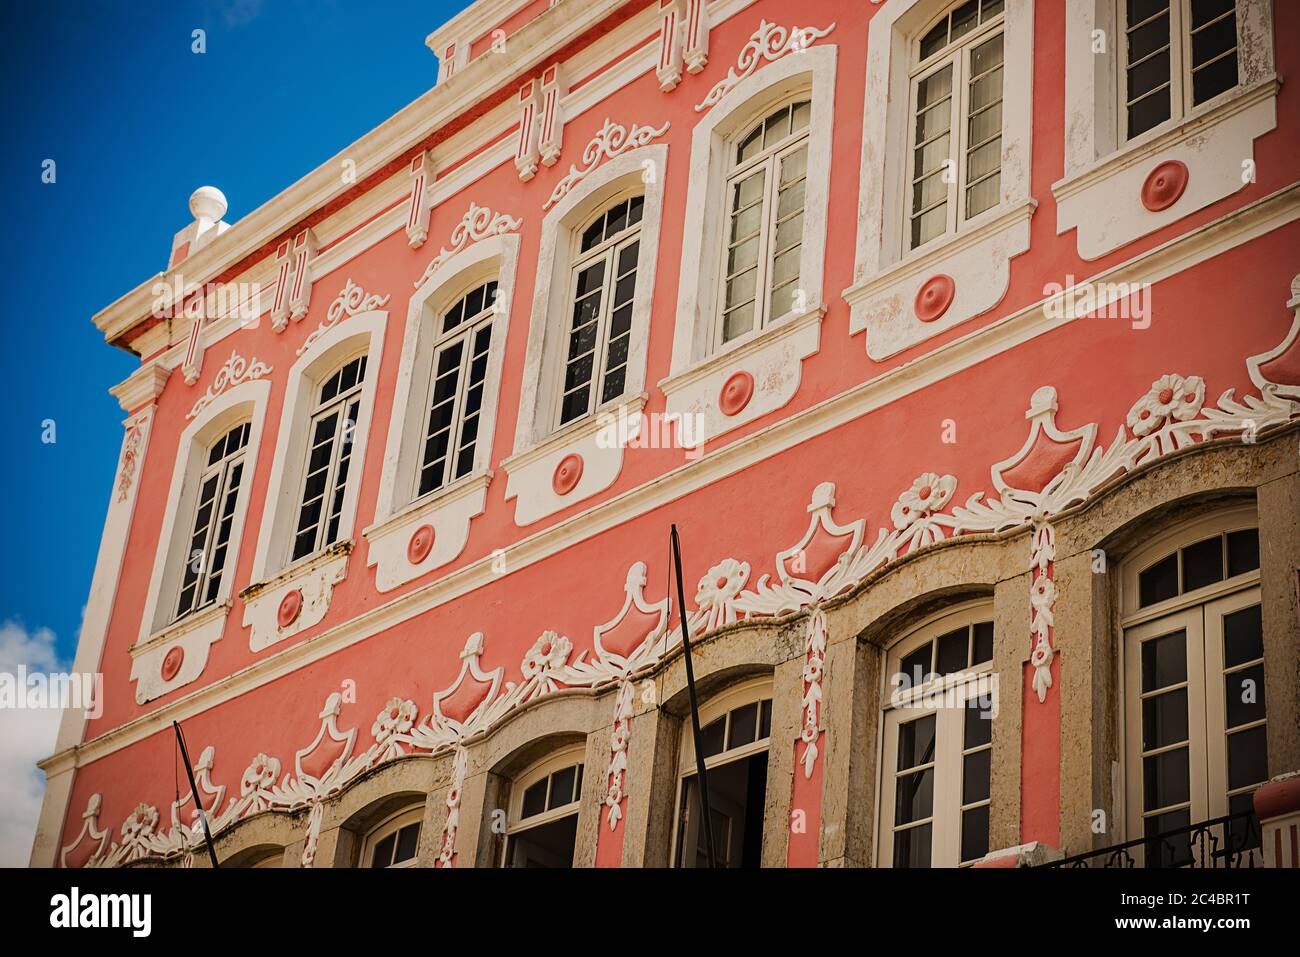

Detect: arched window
[502,747,585,868]
[173,421,250,622]
[907,0,1005,250]
[672,678,773,868]
[361,805,422,868]
[877,602,995,867]
[558,196,644,426]
[1120,507,1264,865]
[417,280,498,496]
[291,353,368,562]
[718,99,810,345]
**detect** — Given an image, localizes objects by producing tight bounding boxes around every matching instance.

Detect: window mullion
[1173,0,1190,122]
[589,245,618,417]
[755,152,780,333]
[198,456,238,601]
[952,48,969,232]
[316,401,348,556]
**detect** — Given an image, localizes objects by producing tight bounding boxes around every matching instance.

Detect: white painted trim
[375,234,520,524]
[514,145,668,453]
[48,182,1300,771]
[670,43,836,375]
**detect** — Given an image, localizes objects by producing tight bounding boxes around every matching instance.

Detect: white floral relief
[65,286,1300,866]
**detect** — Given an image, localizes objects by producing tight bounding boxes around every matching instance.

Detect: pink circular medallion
[277,589,303,629]
[1141,160,1188,212]
[552,453,584,496]
[914,274,956,322]
[718,371,755,417]
[407,524,436,565]
[161,645,184,682]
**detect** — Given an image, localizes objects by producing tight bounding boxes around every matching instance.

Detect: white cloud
[0,621,67,867]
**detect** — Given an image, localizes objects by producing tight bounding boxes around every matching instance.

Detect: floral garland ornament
[414,204,522,289]
[186,350,273,420]
[114,411,151,503]
[890,472,959,551]
[692,558,750,633]
[544,118,671,210]
[297,279,390,357]
[1126,373,1206,453]
[1028,522,1057,703]
[799,607,828,778]
[371,697,418,764]
[299,801,325,868]
[695,20,836,113]
[604,680,635,830]
[438,747,468,867]
[521,630,573,698]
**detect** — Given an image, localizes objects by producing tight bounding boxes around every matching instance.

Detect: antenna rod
[671,524,717,868]
[173,720,220,869]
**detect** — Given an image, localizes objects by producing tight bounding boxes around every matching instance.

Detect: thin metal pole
[173,720,220,869]
[671,524,717,869]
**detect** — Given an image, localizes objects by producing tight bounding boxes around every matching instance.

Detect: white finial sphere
[189,186,228,223]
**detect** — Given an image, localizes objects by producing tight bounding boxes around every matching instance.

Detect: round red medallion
[277,589,304,629]
[718,371,755,417]
[161,645,184,682]
[552,454,584,496]
[914,274,956,323]
[407,524,436,565]
[1141,160,1188,212]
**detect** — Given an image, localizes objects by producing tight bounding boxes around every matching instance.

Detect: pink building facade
[33,0,1300,869]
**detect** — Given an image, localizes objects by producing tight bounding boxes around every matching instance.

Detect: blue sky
[0,0,472,667]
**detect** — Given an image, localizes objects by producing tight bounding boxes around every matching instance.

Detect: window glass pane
[897,713,937,771]
[962,750,990,804]
[791,100,811,133]
[1142,688,1188,751]
[895,768,934,825]
[1127,49,1171,104]
[911,204,948,249]
[522,779,547,819]
[722,302,756,344]
[549,766,577,809]
[972,621,993,665]
[1127,13,1170,62]
[935,627,969,676]
[1143,746,1190,811]
[370,833,395,868]
[1224,663,1266,730]
[1222,605,1263,668]
[1190,0,1233,27]
[965,696,993,748]
[1128,0,1170,27]
[898,643,932,691]
[893,822,932,868]
[1191,9,1235,63]
[1141,630,1186,692]
[1226,791,1261,853]
[949,0,979,42]
[759,699,773,739]
[700,716,726,759]
[919,20,948,61]
[960,805,989,863]
[1128,86,1172,138]
[1226,528,1259,577]
[394,823,419,863]
[1138,553,1178,607]
[729,703,758,749]
[1226,725,1269,791]
[981,0,1004,19]
[1192,51,1238,105]
[1144,806,1192,867]
[736,124,763,164]
[1181,536,1224,592]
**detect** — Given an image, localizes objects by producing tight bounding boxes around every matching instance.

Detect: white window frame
[249,312,385,585]
[669,676,774,869]
[1118,507,1266,858]
[375,235,518,524]
[514,146,666,454]
[130,378,271,703]
[669,47,834,377]
[360,804,424,868]
[874,601,996,868]
[904,2,1007,252]
[500,745,586,868]
[843,0,1033,360]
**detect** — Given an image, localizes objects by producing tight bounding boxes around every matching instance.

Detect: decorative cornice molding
[109,364,172,414]
[415,204,523,290]
[543,118,670,210]
[186,350,273,421]
[695,20,836,113]
[298,280,390,357]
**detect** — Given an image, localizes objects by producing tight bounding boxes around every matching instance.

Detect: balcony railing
[1040,811,1263,868]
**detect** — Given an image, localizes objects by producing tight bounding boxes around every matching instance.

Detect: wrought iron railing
[1040,811,1263,868]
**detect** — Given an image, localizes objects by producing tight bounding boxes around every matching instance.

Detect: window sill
[659,304,824,446]
[1053,78,1280,260]
[362,472,491,593]
[844,199,1036,361]
[502,393,648,527]
[240,540,352,653]
[128,601,230,704]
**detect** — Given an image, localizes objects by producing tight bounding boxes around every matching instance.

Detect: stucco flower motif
[609,722,629,754]
[891,473,957,532]
[695,558,749,610]
[522,630,572,680]
[240,753,281,796]
[1030,573,1057,611]
[1127,374,1205,436]
[802,655,824,686]
[372,697,417,742]
[121,803,158,842]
